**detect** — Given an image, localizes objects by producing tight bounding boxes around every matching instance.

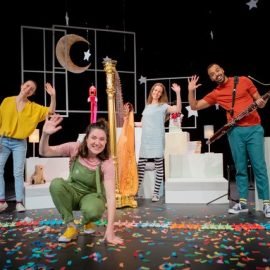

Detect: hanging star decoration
[210,30,214,40]
[84,49,91,61]
[246,0,259,10]
[185,105,198,118]
[65,12,69,26]
[138,75,147,85]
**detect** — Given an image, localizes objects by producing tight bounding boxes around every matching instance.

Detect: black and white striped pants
[137,157,164,196]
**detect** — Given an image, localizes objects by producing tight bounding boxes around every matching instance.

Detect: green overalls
[49,159,106,225]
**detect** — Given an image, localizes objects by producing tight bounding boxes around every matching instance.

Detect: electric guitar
[207,90,270,145]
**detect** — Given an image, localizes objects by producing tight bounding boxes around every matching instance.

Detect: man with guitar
[188,63,270,218]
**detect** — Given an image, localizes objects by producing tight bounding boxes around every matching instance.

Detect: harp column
[103,58,121,207]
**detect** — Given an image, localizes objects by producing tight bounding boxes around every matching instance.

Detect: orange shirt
[203,76,261,126]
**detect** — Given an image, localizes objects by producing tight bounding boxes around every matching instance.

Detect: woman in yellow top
[0,80,56,212]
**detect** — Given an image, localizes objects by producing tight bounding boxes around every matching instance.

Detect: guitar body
[207,90,270,144]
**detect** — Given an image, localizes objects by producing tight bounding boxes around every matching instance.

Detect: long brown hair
[72,118,110,162]
[146,83,168,104]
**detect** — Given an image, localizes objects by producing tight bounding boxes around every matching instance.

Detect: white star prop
[186,105,198,118]
[138,75,146,84]
[246,0,258,10]
[84,50,91,61]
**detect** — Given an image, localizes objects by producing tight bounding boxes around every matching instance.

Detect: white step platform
[165,153,229,204]
[166,177,228,204]
[24,157,70,210]
[24,182,55,209]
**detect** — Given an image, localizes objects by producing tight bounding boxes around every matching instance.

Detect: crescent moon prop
[56,34,91,74]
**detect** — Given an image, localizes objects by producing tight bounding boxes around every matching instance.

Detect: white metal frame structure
[20,25,137,117]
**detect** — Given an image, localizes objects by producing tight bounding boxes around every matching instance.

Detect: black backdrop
[1,0,270,191]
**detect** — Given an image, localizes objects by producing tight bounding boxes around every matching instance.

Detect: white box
[24,157,70,209]
[169,153,224,178]
[25,157,70,183]
[164,131,189,180]
[255,137,270,211]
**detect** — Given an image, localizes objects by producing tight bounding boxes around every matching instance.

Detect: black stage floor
[1,185,270,270]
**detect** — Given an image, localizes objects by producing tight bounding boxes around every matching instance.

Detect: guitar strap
[228,76,239,117]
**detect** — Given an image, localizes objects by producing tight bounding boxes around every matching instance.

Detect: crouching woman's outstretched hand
[39,114,64,157]
[103,229,123,245]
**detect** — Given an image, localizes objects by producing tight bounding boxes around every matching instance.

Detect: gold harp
[103,58,138,208]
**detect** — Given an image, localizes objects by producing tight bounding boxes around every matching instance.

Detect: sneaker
[263,203,270,218]
[228,203,248,214]
[84,222,96,234]
[58,226,79,242]
[152,194,160,202]
[16,203,26,212]
[0,202,8,212]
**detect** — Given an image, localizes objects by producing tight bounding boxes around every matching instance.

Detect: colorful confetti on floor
[1,199,270,270]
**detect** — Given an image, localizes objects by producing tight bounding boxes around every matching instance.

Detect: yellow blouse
[0,96,49,139]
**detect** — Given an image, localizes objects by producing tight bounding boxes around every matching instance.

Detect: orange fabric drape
[117,108,138,196]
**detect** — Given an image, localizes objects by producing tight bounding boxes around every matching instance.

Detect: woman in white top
[135,82,182,202]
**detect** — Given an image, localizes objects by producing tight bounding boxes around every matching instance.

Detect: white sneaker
[0,202,8,212]
[228,203,248,214]
[152,194,160,202]
[263,203,270,218]
[16,203,26,212]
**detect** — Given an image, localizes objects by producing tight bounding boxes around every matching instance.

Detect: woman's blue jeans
[0,137,27,202]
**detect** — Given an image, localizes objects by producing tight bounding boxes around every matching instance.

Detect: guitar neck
[207,123,233,145]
